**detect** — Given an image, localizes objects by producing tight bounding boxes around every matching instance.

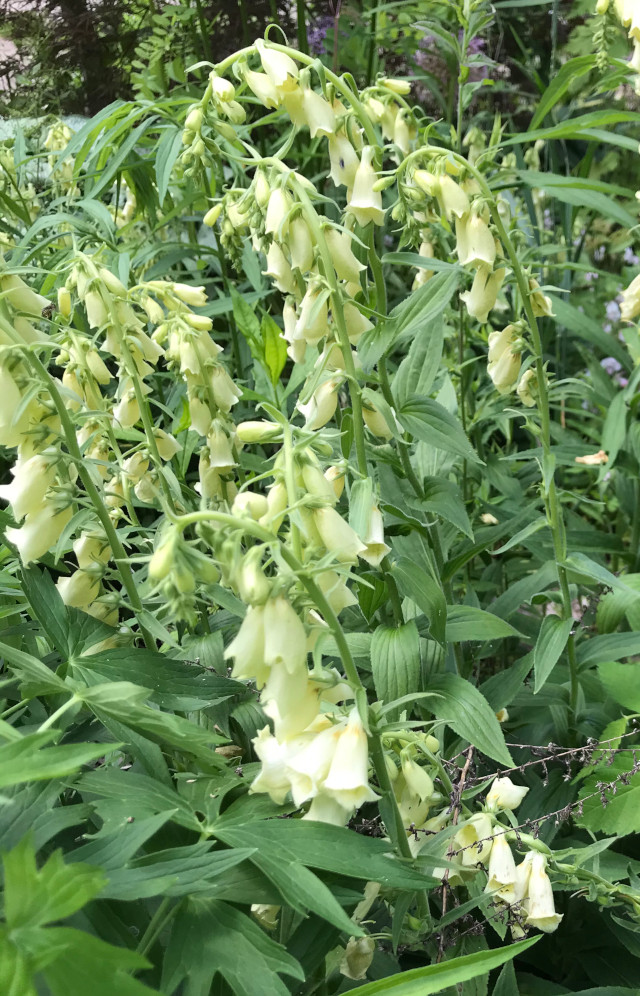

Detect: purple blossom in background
[543,208,553,231]
[415,32,434,70]
[624,246,639,265]
[601,356,622,376]
[594,246,605,262]
[308,15,333,56]
[604,323,613,333]
[584,271,598,284]
[605,300,621,322]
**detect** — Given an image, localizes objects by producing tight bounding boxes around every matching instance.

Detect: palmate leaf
[162,898,304,996]
[0,733,110,790]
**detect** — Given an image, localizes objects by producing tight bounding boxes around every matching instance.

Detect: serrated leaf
[0,734,110,789]
[534,616,573,693]
[0,639,67,697]
[371,622,421,720]
[578,754,640,836]
[39,928,157,996]
[398,396,481,464]
[426,674,514,767]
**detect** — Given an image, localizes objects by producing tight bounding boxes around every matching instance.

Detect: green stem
[296,0,309,54]
[37,695,78,733]
[137,897,181,957]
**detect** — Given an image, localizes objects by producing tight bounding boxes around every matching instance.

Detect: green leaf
[100,844,256,901]
[502,110,640,146]
[261,313,287,385]
[345,938,537,994]
[213,820,433,891]
[601,392,628,474]
[578,754,640,836]
[71,647,245,711]
[426,674,514,767]
[40,928,157,996]
[358,270,459,371]
[565,553,640,597]
[77,768,202,833]
[154,125,183,203]
[393,314,444,408]
[398,396,481,464]
[163,898,303,996]
[516,171,637,228]
[0,734,110,789]
[445,606,521,642]
[371,622,421,720]
[408,477,473,540]
[21,568,70,657]
[577,633,640,667]
[534,616,573,693]
[481,654,533,712]
[528,55,597,129]
[0,639,67,697]
[0,931,34,996]
[2,837,105,929]
[392,557,447,645]
[598,662,640,712]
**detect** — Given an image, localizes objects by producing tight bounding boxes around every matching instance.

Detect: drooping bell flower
[328,131,360,189]
[255,39,299,94]
[297,376,341,430]
[347,146,386,227]
[484,832,518,904]
[460,265,506,323]
[243,68,280,109]
[322,707,379,811]
[0,450,56,520]
[313,506,367,563]
[525,852,563,933]
[528,278,554,318]
[487,326,522,395]
[6,503,72,565]
[486,775,529,811]
[455,213,496,269]
[359,504,391,567]
[324,227,366,283]
[454,813,493,867]
[517,368,538,407]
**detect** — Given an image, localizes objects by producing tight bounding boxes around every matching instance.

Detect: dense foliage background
[2,1,640,994]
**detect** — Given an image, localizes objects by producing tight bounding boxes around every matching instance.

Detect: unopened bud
[57,287,71,318]
[203,204,222,227]
[185,107,203,132]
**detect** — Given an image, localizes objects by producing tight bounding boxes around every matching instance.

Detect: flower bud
[232,489,269,520]
[487,325,521,395]
[254,170,271,208]
[210,74,235,102]
[153,429,180,461]
[313,506,367,563]
[486,776,529,811]
[301,88,336,138]
[295,282,328,345]
[362,396,394,439]
[528,278,554,317]
[57,569,100,609]
[57,287,72,318]
[301,460,337,504]
[324,465,345,500]
[172,283,208,307]
[203,204,222,227]
[298,377,341,430]
[343,301,373,344]
[149,530,178,581]
[516,367,538,407]
[260,480,288,532]
[236,419,281,443]
[185,107,203,132]
[235,548,271,605]
[401,757,434,802]
[324,227,366,283]
[74,532,110,570]
[289,216,314,273]
[347,146,386,227]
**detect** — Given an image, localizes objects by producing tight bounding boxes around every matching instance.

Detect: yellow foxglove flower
[303,790,351,825]
[324,464,346,500]
[343,300,373,344]
[486,775,529,811]
[260,480,288,532]
[528,278,554,317]
[225,604,268,685]
[153,429,180,461]
[360,505,391,567]
[460,265,506,323]
[250,726,295,804]
[487,326,522,395]
[517,368,538,407]
[255,39,299,94]
[288,216,315,273]
[236,419,281,443]
[74,533,109,570]
[301,88,336,138]
[323,707,379,810]
[232,490,269,520]
[317,570,357,614]
[621,272,640,321]
[244,68,280,109]
[324,228,366,283]
[401,757,434,803]
[328,131,360,189]
[206,419,236,468]
[0,272,49,317]
[262,665,320,741]
[298,377,341,430]
[286,719,341,805]
[264,241,297,294]
[454,813,493,866]
[295,283,329,345]
[525,852,563,933]
[380,77,411,95]
[456,214,496,269]
[0,451,56,520]
[251,904,280,930]
[234,548,271,605]
[209,365,241,410]
[264,186,293,237]
[57,569,100,609]
[263,595,308,673]
[301,460,338,504]
[347,146,386,226]
[6,504,72,565]
[362,395,395,439]
[484,832,518,904]
[313,506,367,563]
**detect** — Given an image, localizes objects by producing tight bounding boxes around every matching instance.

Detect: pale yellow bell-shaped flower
[340,936,376,981]
[525,852,563,933]
[323,707,379,810]
[456,214,496,269]
[460,265,506,323]
[347,146,386,227]
[57,569,100,609]
[528,278,554,317]
[615,0,640,39]
[313,506,367,563]
[206,419,236,468]
[250,726,295,804]
[260,480,288,533]
[298,376,341,430]
[234,547,271,606]
[454,813,493,867]
[487,326,522,395]
[264,186,293,237]
[263,241,297,294]
[401,757,434,803]
[301,87,336,138]
[236,419,281,443]
[517,368,538,407]
[301,460,338,504]
[342,300,373,345]
[6,503,72,565]
[153,429,180,461]
[621,272,640,321]
[484,832,519,904]
[288,216,314,273]
[287,719,342,805]
[209,365,241,411]
[0,451,56,520]
[324,464,346,500]
[255,39,299,94]
[243,68,280,108]
[317,570,357,614]
[263,668,320,743]
[328,131,360,188]
[0,272,50,317]
[362,395,395,439]
[113,381,141,428]
[263,595,308,674]
[324,228,366,283]
[303,790,351,825]
[360,505,391,567]
[486,775,529,811]
[224,604,268,685]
